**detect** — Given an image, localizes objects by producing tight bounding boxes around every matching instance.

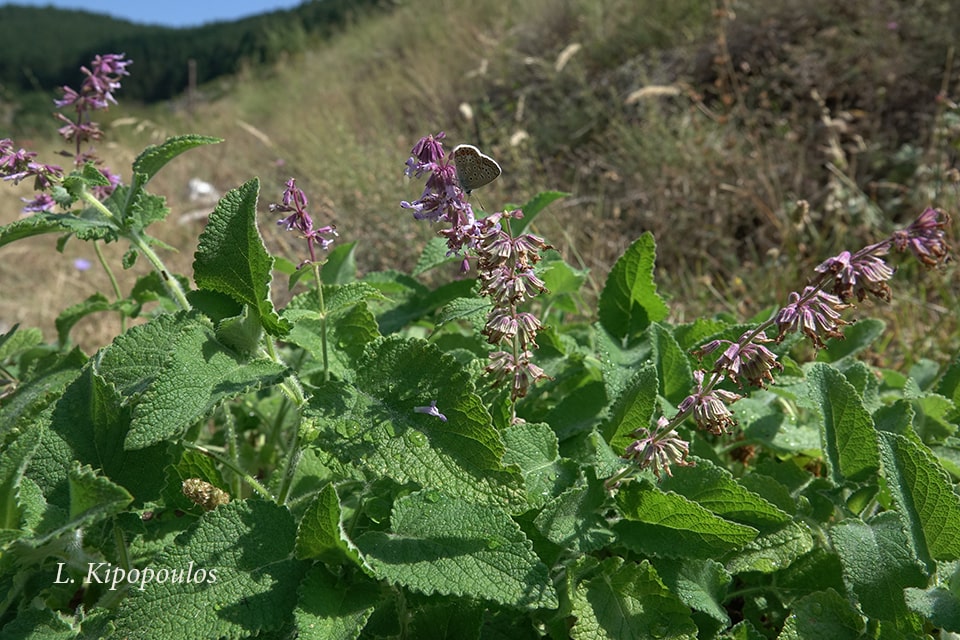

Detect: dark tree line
[0,0,389,104]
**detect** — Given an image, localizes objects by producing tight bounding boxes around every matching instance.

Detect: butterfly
[452,144,501,194]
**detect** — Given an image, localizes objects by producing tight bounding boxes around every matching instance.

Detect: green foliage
[1,103,959,640]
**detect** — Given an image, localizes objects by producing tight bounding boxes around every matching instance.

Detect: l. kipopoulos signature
[54,561,217,591]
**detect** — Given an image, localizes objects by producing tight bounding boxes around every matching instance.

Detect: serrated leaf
[614,481,757,559]
[817,318,886,363]
[606,363,658,453]
[321,241,358,284]
[777,589,864,640]
[660,457,791,531]
[829,512,927,631]
[295,483,361,565]
[509,190,568,235]
[113,500,304,640]
[653,558,732,626]
[0,323,42,361]
[809,363,880,483]
[55,293,137,345]
[305,337,525,507]
[724,521,814,574]
[0,426,42,532]
[0,210,117,248]
[437,297,490,327]
[569,557,697,640]
[651,323,693,406]
[502,421,571,509]
[355,491,558,609]
[879,431,960,564]
[132,135,222,185]
[905,586,960,631]
[534,476,615,552]
[597,233,669,344]
[412,237,458,276]
[193,178,291,336]
[125,317,288,448]
[294,566,379,639]
[30,464,133,545]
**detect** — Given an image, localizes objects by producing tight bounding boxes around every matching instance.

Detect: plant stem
[81,190,192,311]
[92,240,126,332]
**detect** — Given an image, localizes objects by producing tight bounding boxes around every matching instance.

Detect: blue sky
[1,0,306,27]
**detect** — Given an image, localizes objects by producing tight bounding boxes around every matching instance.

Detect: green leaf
[614,481,757,559]
[355,491,558,609]
[879,431,960,564]
[305,337,525,507]
[829,512,927,632]
[509,190,568,235]
[534,476,615,552]
[660,457,791,531]
[606,363,659,453]
[905,586,960,632]
[0,323,42,361]
[113,500,304,639]
[597,232,669,344]
[412,237,458,276]
[808,363,880,483]
[30,464,133,545]
[817,318,886,363]
[295,483,361,565]
[653,558,732,626]
[777,589,865,640]
[651,323,693,406]
[935,354,960,408]
[55,293,137,345]
[502,421,570,509]
[294,566,379,639]
[131,135,222,186]
[321,241,358,284]
[724,521,814,574]
[0,426,42,533]
[0,210,116,248]
[193,178,291,337]
[569,557,697,640]
[124,316,288,448]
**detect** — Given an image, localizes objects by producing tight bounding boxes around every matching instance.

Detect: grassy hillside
[1,0,958,364]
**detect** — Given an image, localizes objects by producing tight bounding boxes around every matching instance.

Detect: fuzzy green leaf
[193,178,291,336]
[306,337,524,507]
[569,557,697,640]
[295,483,361,566]
[294,566,379,639]
[113,500,304,639]
[321,241,358,284]
[534,476,615,552]
[124,316,288,448]
[809,363,880,483]
[659,457,791,532]
[597,232,669,344]
[829,512,927,632]
[55,293,137,345]
[355,491,558,609]
[723,521,813,574]
[606,363,659,453]
[817,318,886,363]
[132,135,222,185]
[879,431,960,564]
[614,481,757,559]
[502,421,570,509]
[509,190,568,235]
[412,237,458,276]
[905,586,960,632]
[777,589,864,640]
[650,323,693,405]
[653,558,732,626]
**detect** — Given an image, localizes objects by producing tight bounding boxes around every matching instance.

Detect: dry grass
[1,0,958,367]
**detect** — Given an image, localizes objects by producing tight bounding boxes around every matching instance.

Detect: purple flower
[270,178,337,268]
[74,258,92,271]
[414,400,447,422]
[624,416,693,479]
[774,286,850,349]
[677,370,742,435]
[815,250,894,302]
[891,207,951,268]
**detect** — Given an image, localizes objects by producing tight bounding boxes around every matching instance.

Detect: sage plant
[402,133,550,408]
[617,206,953,481]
